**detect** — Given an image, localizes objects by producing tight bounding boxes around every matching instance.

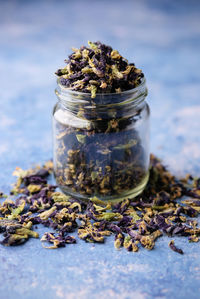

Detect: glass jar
[53,77,150,203]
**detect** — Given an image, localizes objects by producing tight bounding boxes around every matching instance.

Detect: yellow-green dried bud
[69,202,82,212]
[8,200,26,220]
[111,65,123,79]
[76,134,86,144]
[82,66,93,73]
[52,192,71,202]
[123,235,131,249]
[90,196,108,206]
[39,206,57,220]
[16,227,39,238]
[122,65,134,75]
[89,85,97,98]
[27,184,42,193]
[88,41,98,51]
[111,50,121,60]
[96,212,122,221]
[189,235,199,242]
[114,238,122,249]
[72,50,82,59]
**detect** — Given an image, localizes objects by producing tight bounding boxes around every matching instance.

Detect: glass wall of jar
[53,77,150,203]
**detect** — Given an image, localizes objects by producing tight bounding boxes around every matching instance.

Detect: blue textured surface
[1,0,200,298]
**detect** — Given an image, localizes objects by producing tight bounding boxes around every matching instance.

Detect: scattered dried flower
[0,155,200,254]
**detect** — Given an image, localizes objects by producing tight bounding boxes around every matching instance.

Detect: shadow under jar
[53,77,150,203]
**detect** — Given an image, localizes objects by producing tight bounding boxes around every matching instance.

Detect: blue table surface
[1,0,200,298]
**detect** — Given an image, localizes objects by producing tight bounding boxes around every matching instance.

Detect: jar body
[53,82,150,203]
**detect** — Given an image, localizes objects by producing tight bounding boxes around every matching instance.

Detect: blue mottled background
[0,0,200,298]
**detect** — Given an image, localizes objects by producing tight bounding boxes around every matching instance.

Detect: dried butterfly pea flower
[0,219,38,246]
[1,233,29,246]
[39,206,57,220]
[15,227,38,238]
[90,196,108,206]
[127,209,141,223]
[169,240,184,254]
[7,199,26,220]
[52,192,71,202]
[54,117,147,199]
[11,162,52,195]
[41,232,76,249]
[1,154,200,254]
[114,233,124,249]
[188,235,199,242]
[78,219,110,243]
[0,219,22,233]
[27,184,42,194]
[123,235,139,252]
[55,41,144,97]
[106,223,122,234]
[95,212,123,221]
[0,192,7,199]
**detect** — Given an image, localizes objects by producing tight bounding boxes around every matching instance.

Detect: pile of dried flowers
[0,155,200,254]
[55,41,144,98]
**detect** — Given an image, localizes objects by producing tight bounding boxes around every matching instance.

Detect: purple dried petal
[24,176,47,185]
[155,191,170,205]
[60,78,70,86]
[174,207,184,215]
[35,169,50,178]
[184,190,200,199]
[169,240,184,254]
[127,229,137,239]
[117,216,132,227]
[165,226,174,234]
[183,206,198,217]
[172,225,185,235]
[64,236,76,244]
[107,223,122,234]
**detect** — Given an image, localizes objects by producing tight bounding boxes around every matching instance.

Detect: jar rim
[55,76,147,110]
[56,76,147,98]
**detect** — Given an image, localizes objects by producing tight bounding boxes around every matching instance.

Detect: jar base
[56,171,149,204]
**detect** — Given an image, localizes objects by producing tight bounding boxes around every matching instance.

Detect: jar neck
[55,77,148,120]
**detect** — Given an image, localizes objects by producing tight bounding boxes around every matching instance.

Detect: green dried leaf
[90,196,108,206]
[52,192,71,202]
[91,171,98,182]
[129,210,141,223]
[96,212,122,221]
[8,200,26,220]
[76,134,86,144]
[113,139,137,150]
